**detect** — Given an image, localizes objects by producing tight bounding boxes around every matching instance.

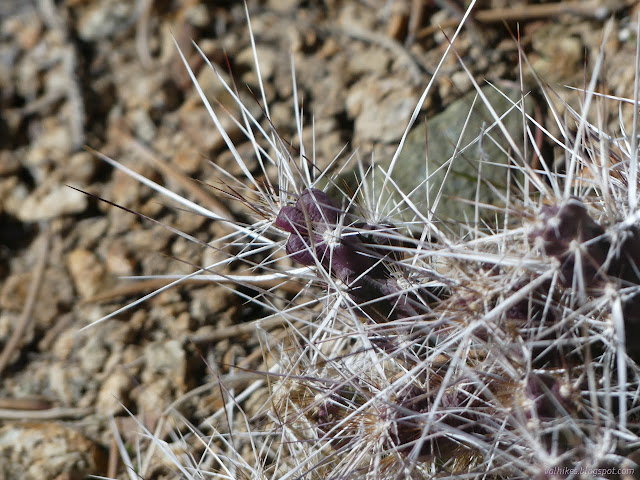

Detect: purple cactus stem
[275,188,430,321]
[531,199,640,360]
[532,199,607,287]
[524,373,573,420]
[391,384,485,458]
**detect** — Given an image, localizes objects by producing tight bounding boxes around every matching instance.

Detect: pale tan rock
[141,339,187,394]
[65,151,99,184]
[0,423,106,480]
[134,377,174,414]
[0,151,20,176]
[76,0,135,41]
[96,369,133,416]
[17,184,88,221]
[346,76,417,143]
[104,242,135,276]
[66,248,107,299]
[0,267,73,327]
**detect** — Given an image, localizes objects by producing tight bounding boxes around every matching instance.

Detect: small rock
[48,361,94,405]
[0,423,107,479]
[450,70,473,95]
[0,267,73,327]
[0,311,21,349]
[76,327,111,374]
[346,76,417,143]
[17,184,88,221]
[96,369,134,416]
[104,241,135,276]
[377,84,529,222]
[128,109,158,144]
[0,151,20,176]
[237,45,279,81]
[0,271,29,312]
[126,226,172,254]
[110,163,151,208]
[15,16,42,51]
[190,285,235,316]
[25,118,73,175]
[133,377,175,413]
[167,311,194,339]
[1,175,29,217]
[70,217,109,250]
[179,104,239,153]
[530,25,584,85]
[64,151,98,184]
[66,248,107,299]
[50,325,76,361]
[142,339,186,391]
[172,144,203,175]
[77,0,135,41]
[348,45,391,77]
[184,3,210,28]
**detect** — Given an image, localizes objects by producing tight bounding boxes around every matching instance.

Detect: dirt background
[0,0,639,478]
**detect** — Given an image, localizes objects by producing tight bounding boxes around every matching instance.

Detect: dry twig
[0,406,93,420]
[417,1,621,40]
[0,226,51,376]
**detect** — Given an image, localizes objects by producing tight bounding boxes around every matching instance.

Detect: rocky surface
[0,0,638,478]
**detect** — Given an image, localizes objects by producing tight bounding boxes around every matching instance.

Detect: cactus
[97,4,640,480]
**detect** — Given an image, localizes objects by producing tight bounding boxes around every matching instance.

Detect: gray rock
[369,84,530,224]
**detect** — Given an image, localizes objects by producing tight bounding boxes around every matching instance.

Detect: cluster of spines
[97,5,640,479]
[264,182,640,479]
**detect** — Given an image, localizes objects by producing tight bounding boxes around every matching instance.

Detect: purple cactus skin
[390,383,487,459]
[532,200,608,288]
[275,188,428,321]
[531,199,640,360]
[524,373,574,420]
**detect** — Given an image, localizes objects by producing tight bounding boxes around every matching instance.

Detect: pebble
[17,184,88,222]
[110,166,148,208]
[346,76,417,143]
[69,217,109,250]
[0,267,73,327]
[77,0,136,41]
[65,151,99,184]
[347,45,391,77]
[133,377,175,413]
[104,241,135,276]
[0,176,29,216]
[530,24,584,85]
[47,361,94,405]
[96,368,134,416]
[0,423,107,479]
[184,3,210,28]
[236,45,279,81]
[66,248,107,299]
[142,339,186,385]
[0,311,21,349]
[129,108,158,144]
[171,143,203,175]
[25,120,73,178]
[0,151,20,176]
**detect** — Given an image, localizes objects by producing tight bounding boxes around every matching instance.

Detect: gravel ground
[0,1,639,478]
